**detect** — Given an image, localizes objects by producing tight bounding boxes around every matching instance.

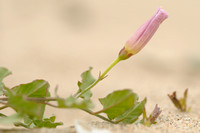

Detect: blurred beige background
[0,0,200,126]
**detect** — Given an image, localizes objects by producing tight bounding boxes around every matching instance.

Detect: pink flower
[119,7,168,60]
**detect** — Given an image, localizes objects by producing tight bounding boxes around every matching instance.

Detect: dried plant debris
[142,104,162,126]
[168,88,191,112]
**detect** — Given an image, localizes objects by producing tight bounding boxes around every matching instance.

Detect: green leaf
[57,96,94,109]
[23,114,34,126]
[14,115,63,128]
[12,80,50,98]
[76,67,96,100]
[0,67,12,81]
[0,67,12,96]
[0,114,22,125]
[115,98,147,124]
[8,95,44,119]
[98,89,138,120]
[11,80,50,118]
[33,115,63,128]
[44,115,55,122]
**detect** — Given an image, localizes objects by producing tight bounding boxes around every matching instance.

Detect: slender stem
[74,78,101,98]
[75,57,121,98]
[81,109,116,124]
[0,97,57,102]
[142,107,147,123]
[40,102,59,108]
[114,117,126,124]
[25,97,57,102]
[100,57,121,79]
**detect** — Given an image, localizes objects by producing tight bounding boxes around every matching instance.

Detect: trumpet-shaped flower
[119,7,168,60]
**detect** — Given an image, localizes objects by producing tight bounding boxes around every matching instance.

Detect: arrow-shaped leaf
[98,89,138,120]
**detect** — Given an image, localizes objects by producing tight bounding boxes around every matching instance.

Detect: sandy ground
[0,0,200,132]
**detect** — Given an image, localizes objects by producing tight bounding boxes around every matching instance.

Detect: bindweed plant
[0,7,168,128]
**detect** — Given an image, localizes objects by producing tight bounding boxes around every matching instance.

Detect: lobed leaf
[0,67,12,96]
[15,115,63,128]
[76,67,96,100]
[33,115,63,128]
[98,89,138,120]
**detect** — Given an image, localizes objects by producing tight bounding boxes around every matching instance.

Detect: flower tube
[119,7,168,60]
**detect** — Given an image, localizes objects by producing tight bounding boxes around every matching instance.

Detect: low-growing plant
[0,7,168,128]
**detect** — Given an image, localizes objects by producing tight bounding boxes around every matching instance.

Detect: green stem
[81,109,116,124]
[0,97,57,102]
[142,107,147,123]
[75,57,121,98]
[100,57,121,79]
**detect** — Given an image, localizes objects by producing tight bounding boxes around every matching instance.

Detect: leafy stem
[0,95,116,124]
[0,96,115,124]
[0,64,161,128]
[74,57,121,98]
